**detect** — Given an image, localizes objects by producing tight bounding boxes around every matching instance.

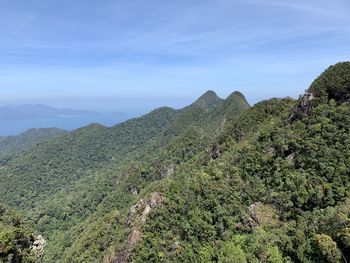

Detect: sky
[0,0,349,112]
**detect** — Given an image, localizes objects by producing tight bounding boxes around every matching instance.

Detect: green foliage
[314,234,342,263]
[217,242,247,263]
[309,61,350,104]
[0,128,67,164]
[0,204,34,263]
[129,73,350,262]
[1,62,350,263]
[0,107,178,209]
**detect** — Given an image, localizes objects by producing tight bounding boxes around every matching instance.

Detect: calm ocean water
[0,113,136,136]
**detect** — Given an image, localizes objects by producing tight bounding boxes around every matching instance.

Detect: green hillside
[0,204,36,263]
[28,91,249,262]
[0,107,178,210]
[0,62,350,263]
[129,62,350,263]
[0,128,67,164]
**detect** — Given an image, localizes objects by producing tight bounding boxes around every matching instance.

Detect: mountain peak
[308,61,350,104]
[289,61,350,122]
[222,90,250,113]
[200,90,218,97]
[194,90,223,110]
[229,90,245,98]
[225,91,247,102]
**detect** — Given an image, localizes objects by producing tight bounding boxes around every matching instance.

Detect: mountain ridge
[1,62,350,263]
[0,128,67,165]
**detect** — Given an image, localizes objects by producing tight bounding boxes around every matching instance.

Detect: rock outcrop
[288,92,315,122]
[243,202,279,229]
[30,234,46,261]
[289,62,350,122]
[107,192,164,263]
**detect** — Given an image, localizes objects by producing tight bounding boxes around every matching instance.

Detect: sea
[0,113,137,136]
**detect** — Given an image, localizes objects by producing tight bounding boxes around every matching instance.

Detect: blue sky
[0,0,349,112]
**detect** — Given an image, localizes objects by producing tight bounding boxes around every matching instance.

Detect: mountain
[0,90,249,262]
[0,104,101,121]
[194,90,224,110]
[128,63,350,263]
[163,90,249,139]
[0,128,67,164]
[1,62,350,263]
[0,107,178,209]
[0,204,37,262]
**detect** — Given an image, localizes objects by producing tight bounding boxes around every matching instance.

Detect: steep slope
[128,62,350,262]
[164,90,249,139]
[309,61,350,104]
[206,91,250,135]
[0,128,67,164]
[0,204,36,263]
[0,107,178,209]
[51,62,350,263]
[290,61,350,121]
[25,91,250,262]
[3,60,350,263]
[162,90,223,139]
[194,90,224,111]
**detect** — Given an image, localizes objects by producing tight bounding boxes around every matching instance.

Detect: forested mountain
[0,204,37,263]
[0,128,67,164]
[0,107,178,209]
[0,62,350,263]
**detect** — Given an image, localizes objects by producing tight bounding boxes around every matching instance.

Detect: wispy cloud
[0,0,349,107]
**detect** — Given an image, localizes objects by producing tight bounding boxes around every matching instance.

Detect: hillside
[0,128,67,164]
[0,90,249,262]
[0,107,178,210]
[0,204,36,262]
[128,62,350,263]
[0,62,350,263]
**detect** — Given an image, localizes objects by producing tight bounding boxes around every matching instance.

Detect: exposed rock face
[161,165,174,178]
[128,229,141,248]
[30,234,46,261]
[288,92,315,122]
[286,152,295,163]
[244,202,279,229]
[110,193,165,263]
[128,199,145,225]
[266,147,276,157]
[148,192,164,209]
[289,62,350,122]
[141,206,151,223]
[210,144,219,159]
[128,186,138,195]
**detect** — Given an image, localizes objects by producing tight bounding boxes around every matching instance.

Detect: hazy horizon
[0,89,252,136]
[1,0,350,134]
[1,0,349,112]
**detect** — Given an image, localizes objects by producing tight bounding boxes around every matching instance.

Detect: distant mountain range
[0,104,102,121]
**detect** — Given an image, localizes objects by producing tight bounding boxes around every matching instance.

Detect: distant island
[0,104,102,121]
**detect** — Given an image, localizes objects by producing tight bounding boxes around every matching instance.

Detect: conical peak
[194,90,223,110]
[224,91,250,107]
[226,91,246,100]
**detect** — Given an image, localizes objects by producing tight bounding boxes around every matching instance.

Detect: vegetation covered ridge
[0,62,350,263]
